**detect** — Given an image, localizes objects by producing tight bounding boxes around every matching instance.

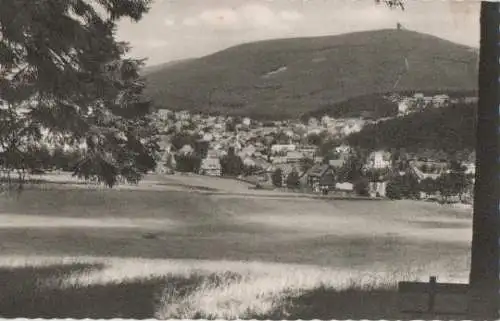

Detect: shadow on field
[258,285,467,321]
[254,285,401,320]
[0,264,464,320]
[0,263,204,319]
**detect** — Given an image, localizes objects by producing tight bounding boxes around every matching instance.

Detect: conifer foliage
[0,0,160,187]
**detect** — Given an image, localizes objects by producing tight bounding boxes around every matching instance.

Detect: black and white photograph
[0,0,499,319]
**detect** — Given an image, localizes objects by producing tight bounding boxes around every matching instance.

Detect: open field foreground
[0,174,473,319]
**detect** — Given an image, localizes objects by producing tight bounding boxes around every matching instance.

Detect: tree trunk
[468,2,500,318]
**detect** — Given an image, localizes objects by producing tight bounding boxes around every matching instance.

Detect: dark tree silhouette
[378,1,497,317]
[353,178,370,196]
[170,133,199,151]
[271,168,283,187]
[0,0,159,187]
[174,154,201,173]
[419,177,438,198]
[299,157,315,173]
[286,170,300,189]
[386,179,403,200]
[220,148,244,177]
[468,3,500,318]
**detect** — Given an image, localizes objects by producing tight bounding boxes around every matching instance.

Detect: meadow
[0,174,473,319]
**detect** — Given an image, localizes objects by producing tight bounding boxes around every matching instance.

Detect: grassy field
[0,174,473,319]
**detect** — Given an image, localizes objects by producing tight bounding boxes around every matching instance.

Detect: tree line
[346,102,477,155]
[0,146,84,174]
[385,162,473,202]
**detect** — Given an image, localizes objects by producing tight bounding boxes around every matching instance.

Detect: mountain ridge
[144,29,478,119]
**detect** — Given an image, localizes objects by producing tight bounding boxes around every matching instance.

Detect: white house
[366,151,392,169]
[271,156,288,165]
[157,109,172,120]
[341,120,363,136]
[369,181,387,197]
[398,98,412,115]
[335,182,354,192]
[176,110,190,121]
[156,153,176,174]
[321,115,331,127]
[433,94,450,107]
[285,151,304,164]
[408,160,448,181]
[202,133,214,142]
[308,117,319,127]
[242,117,251,126]
[240,145,257,157]
[271,144,296,154]
[464,162,476,183]
[173,122,183,132]
[179,144,194,155]
[464,97,478,104]
[297,145,317,158]
[326,126,338,135]
[200,158,221,176]
[206,149,220,158]
[307,127,323,135]
[335,144,352,154]
[464,162,476,175]
[423,96,433,105]
[243,157,256,167]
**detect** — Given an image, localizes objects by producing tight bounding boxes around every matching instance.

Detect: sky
[116,0,480,67]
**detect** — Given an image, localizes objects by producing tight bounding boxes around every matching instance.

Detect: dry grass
[0,255,469,319]
[0,174,474,319]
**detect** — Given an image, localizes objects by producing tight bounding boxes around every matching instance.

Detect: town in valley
[152,91,477,203]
